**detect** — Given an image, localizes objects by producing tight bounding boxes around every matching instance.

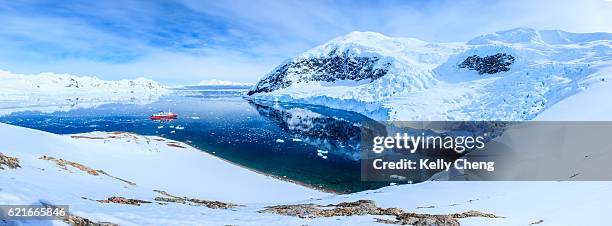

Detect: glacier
[248,28,612,121]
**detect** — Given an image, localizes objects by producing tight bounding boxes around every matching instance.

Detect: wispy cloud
[0,0,610,84]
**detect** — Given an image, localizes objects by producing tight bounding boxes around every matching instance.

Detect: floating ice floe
[390,174,407,180]
[169,126,175,128]
[275,139,285,143]
[170,130,176,134]
[316,149,329,159]
[175,126,185,130]
[292,138,303,142]
[191,116,200,119]
[157,125,164,129]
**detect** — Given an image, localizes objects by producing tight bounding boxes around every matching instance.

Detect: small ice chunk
[191,116,200,119]
[169,126,175,128]
[321,156,328,159]
[292,138,303,142]
[170,130,176,134]
[317,149,329,154]
[317,153,324,157]
[157,125,164,129]
[390,175,406,180]
[276,139,285,143]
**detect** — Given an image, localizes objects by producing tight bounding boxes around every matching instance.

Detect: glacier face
[248,28,612,121]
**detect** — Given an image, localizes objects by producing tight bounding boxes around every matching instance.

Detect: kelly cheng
[372,133,486,154]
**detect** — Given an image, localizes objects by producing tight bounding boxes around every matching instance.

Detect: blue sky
[0,0,610,84]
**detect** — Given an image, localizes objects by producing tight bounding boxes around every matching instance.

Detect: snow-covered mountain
[0,70,169,115]
[248,28,612,121]
[0,70,167,95]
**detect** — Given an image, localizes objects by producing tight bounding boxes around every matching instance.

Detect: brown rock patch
[63,214,119,226]
[153,189,240,209]
[166,142,187,148]
[0,152,20,170]
[260,200,502,226]
[97,196,152,206]
[39,155,136,186]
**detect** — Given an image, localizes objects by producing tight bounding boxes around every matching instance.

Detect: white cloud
[0,0,610,85]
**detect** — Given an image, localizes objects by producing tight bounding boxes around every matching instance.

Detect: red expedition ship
[150,111,178,120]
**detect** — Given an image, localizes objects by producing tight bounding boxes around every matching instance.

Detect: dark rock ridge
[248,49,391,95]
[458,53,515,74]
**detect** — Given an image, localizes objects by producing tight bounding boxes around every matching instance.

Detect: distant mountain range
[197,79,254,87]
[0,70,167,95]
[248,28,612,121]
[0,70,169,115]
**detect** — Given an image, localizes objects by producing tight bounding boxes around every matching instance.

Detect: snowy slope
[535,67,612,120]
[2,123,612,225]
[248,28,612,121]
[0,70,169,116]
[0,123,327,225]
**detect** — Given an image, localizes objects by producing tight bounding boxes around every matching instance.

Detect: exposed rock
[529,219,544,225]
[39,155,136,186]
[40,155,99,175]
[39,202,118,226]
[97,196,152,206]
[166,142,187,148]
[63,214,119,226]
[450,210,501,219]
[260,199,502,225]
[96,169,137,186]
[248,49,390,95]
[458,53,515,74]
[0,152,20,170]
[153,190,240,209]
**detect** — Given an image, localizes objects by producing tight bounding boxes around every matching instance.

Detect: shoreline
[150,133,344,195]
[71,129,344,195]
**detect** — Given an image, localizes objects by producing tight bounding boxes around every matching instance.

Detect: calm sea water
[0,86,398,193]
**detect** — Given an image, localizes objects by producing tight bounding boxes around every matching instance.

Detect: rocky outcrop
[63,214,118,226]
[0,152,20,170]
[260,199,502,226]
[153,190,240,209]
[97,196,152,206]
[458,53,515,74]
[248,49,390,95]
[39,155,136,186]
